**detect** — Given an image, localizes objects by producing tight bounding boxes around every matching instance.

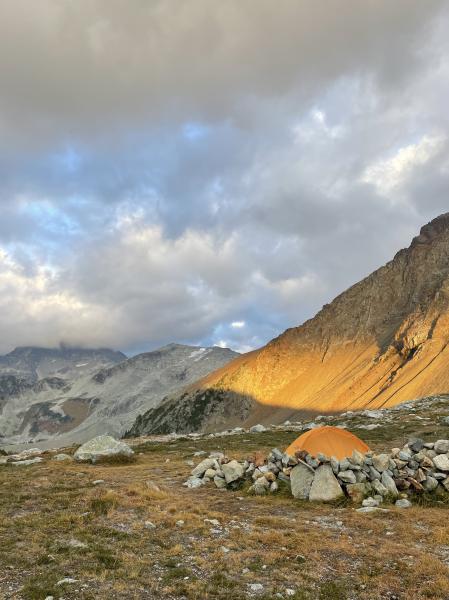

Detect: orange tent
[285,426,370,460]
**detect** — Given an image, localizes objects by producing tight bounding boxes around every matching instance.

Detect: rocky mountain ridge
[130,213,449,435]
[0,343,238,448]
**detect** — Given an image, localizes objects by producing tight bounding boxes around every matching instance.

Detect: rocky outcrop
[138,213,449,434]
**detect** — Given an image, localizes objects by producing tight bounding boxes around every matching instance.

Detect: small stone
[92,480,104,486]
[423,476,438,492]
[214,476,227,489]
[53,453,72,461]
[249,424,267,433]
[176,520,185,527]
[183,476,204,489]
[369,466,381,480]
[433,454,449,472]
[338,470,356,484]
[270,481,279,492]
[248,583,264,593]
[346,483,368,504]
[351,450,365,466]
[204,468,217,478]
[409,439,424,453]
[398,450,412,461]
[57,578,77,586]
[371,479,388,497]
[145,521,156,529]
[434,440,449,454]
[330,456,339,475]
[286,590,295,597]
[221,546,230,553]
[222,460,245,483]
[356,507,389,514]
[381,472,398,497]
[191,458,216,478]
[372,454,390,472]
[362,497,379,508]
[395,499,412,509]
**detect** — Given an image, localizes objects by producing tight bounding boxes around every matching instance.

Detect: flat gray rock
[290,462,315,500]
[309,464,344,502]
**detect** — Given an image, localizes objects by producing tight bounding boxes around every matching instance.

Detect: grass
[2,401,449,598]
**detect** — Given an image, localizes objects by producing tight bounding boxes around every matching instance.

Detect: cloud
[0,1,448,354]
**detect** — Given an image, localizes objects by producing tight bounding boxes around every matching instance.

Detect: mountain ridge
[129,213,449,435]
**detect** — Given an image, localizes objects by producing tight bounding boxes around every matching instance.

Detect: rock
[309,464,344,502]
[53,453,72,461]
[92,479,105,486]
[10,457,43,466]
[248,583,264,593]
[409,439,424,452]
[145,521,156,529]
[194,450,207,457]
[356,507,389,514]
[434,440,449,454]
[369,466,381,480]
[204,468,217,478]
[395,499,412,509]
[339,458,350,471]
[191,458,216,477]
[330,456,339,475]
[74,435,134,463]
[351,450,365,466]
[249,424,267,433]
[398,450,412,461]
[381,472,398,497]
[423,476,439,492]
[346,483,368,503]
[176,520,184,527]
[424,442,435,449]
[57,578,77,586]
[305,455,320,469]
[222,460,245,483]
[372,454,390,472]
[270,481,279,492]
[338,470,356,484]
[433,454,449,472]
[290,463,315,500]
[271,448,284,461]
[214,476,227,489]
[371,479,388,497]
[183,477,204,489]
[362,497,379,507]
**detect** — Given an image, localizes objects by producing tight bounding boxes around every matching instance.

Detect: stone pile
[185,438,449,505]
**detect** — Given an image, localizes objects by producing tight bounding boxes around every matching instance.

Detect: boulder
[74,435,134,464]
[290,463,315,500]
[214,476,227,489]
[309,464,344,502]
[371,479,388,497]
[183,477,204,489]
[351,450,365,466]
[222,460,245,483]
[423,476,438,492]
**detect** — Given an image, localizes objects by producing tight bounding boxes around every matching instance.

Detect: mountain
[0,344,238,448]
[0,346,126,382]
[130,213,449,435]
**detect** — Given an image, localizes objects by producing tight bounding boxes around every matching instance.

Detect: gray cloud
[0,1,448,354]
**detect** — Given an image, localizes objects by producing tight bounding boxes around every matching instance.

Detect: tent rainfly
[285,425,370,460]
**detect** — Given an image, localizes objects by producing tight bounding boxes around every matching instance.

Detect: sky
[0,0,449,356]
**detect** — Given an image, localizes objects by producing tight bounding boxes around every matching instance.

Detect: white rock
[74,435,134,463]
[10,457,43,466]
[395,499,412,509]
[57,578,77,586]
[222,460,245,483]
[191,458,216,477]
[248,583,264,593]
[249,424,267,433]
[183,476,204,489]
[53,453,72,461]
[434,440,449,454]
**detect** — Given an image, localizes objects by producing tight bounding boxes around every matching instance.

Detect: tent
[285,425,370,460]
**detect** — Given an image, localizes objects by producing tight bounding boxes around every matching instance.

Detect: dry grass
[1,426,449,599]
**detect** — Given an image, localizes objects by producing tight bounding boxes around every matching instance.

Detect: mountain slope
[132,213,449,434]
[0,344,238,447]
